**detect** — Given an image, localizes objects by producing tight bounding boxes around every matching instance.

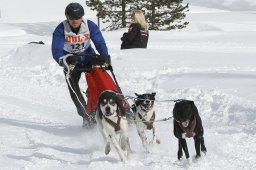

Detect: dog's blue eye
[109,99,116,106]
[102,99,107,105]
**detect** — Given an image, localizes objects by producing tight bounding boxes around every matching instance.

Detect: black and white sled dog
[95,90,133,161]
[173,100,207,162]
[132,92,160,151]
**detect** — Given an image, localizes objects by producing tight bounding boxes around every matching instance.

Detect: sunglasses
[67,16,82,20]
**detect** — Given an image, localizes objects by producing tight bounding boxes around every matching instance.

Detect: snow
[1,0,256,170]
[184,0,256,11]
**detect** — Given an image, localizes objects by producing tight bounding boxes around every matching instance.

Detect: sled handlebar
[60,54,112,72]
[74,65,112,72]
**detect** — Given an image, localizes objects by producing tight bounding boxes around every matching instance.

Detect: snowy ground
[0,1,256,170]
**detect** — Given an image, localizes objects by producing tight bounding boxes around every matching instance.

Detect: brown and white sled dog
[95,90,132,161]
[132,92,160,150]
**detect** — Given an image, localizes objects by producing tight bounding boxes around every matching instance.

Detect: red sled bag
[85,67,129,114]
[60,54,130,118]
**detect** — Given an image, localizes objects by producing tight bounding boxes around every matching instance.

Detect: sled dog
[95,90,132,161]
[132,92,160,150]
[173,100,207,162]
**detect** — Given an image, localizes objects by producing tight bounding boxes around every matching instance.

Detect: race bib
[63,20,91,53]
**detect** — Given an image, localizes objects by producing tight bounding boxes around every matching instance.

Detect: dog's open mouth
[105,108,114,116]
[181,120,189,127]
[141,103,153,111]
[105,111,113,116]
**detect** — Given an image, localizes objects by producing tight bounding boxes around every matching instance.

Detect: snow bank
[185,0,256,11]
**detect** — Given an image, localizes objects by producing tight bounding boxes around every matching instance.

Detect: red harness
[103,110,122,131]
[138,111,156,130]
[178,116,197,138]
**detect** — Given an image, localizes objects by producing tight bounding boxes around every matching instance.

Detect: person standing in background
[121,10,149,49]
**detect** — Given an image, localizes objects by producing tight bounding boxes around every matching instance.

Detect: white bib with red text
[63,19,91,53]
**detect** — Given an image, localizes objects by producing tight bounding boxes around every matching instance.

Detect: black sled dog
[173,100,207,161]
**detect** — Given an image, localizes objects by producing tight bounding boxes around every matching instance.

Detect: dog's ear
[98,93,104,108]
[173,101,183,119]
[115,94,126,117]
[134,93,142,106]
[152,92,156,100]
[152,92,156,97]
[189,100,199,115]
[96,109,103,119]
[173,104,177,117]
[135,93,140,97]
[189,100,195,106]
[97,98,103,118]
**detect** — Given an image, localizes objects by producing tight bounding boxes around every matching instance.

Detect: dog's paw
[193,154,205,163]
[186,158,192,165]
[151,138,160,144]
[195,155,201,159]
[120,157,127,162]
[178,150,183,160]
[105,142,111,155]
[127,152,133,160]
[201,145,207,154]
[142,144,149,153]
[145,149,150,154]
[142,141,148,147]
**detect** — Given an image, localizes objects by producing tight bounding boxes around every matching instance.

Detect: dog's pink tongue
[182,120,189,127]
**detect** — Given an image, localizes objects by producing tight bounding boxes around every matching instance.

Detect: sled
[61,54,130,116]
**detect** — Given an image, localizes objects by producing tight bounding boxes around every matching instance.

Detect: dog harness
[177,116,197,138]
[103,110,122,131]
[138,111,155,130]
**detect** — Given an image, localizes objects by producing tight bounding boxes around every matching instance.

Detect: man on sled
[51,2,112,127]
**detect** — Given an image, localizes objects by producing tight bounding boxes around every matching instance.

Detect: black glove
[66,55,77,65]
[96,55,111,65]
[102,54,111,65]
[59,55,76,71]
[59,55,76,66]
[59,59,64,67]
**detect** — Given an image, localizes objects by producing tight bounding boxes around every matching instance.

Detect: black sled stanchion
[107,65,134,120]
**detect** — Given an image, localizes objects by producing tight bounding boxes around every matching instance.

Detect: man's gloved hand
[104,54,111,65]
[59,59,64,67]
[66,55,77,65]
[59,55,77,71]
[96,55,106,65]
[59,55,76,66]
[96,54,111,65]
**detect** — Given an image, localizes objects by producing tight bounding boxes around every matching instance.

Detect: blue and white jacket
[51,19,108,65]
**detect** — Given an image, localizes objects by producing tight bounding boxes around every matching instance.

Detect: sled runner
[61,54,131,124]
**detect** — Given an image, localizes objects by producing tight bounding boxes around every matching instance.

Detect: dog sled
[61,54,131,125]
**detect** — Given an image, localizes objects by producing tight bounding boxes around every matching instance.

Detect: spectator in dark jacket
[121,10,149,49]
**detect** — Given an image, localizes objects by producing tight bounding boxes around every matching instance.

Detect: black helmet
[65,3,84,19]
